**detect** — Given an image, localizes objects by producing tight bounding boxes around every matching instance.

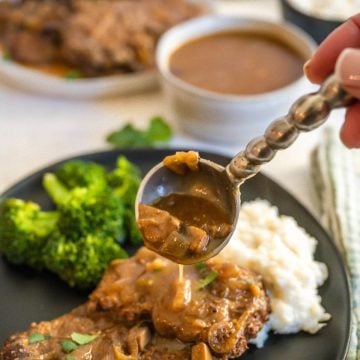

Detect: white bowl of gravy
[156,15,316,144]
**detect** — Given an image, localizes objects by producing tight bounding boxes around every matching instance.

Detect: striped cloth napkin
[311,128,360,360]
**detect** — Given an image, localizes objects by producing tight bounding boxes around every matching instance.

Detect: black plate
[0,149,351,359]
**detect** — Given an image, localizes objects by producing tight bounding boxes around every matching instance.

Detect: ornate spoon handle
[226,75,355,184]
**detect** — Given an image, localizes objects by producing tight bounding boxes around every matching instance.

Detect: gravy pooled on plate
[169,31,306,95]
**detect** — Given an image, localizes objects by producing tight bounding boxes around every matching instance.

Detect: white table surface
[0,0,346,218]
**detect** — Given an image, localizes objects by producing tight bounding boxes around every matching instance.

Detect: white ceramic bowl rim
[0,48,158,98]
[0,55,156,85]
[156,15,317,103]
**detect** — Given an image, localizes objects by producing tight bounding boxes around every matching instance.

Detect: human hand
[304,14,360,148]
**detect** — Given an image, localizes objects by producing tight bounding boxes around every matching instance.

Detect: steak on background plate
[0,0,204,76]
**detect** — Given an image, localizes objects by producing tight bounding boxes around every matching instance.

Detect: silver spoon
[135,75,354,264]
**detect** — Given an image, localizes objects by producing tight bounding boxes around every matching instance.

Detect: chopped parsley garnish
[61,339,78,353]
[71,332,98,345]
[196,271,218,290]
[60,332,97,354]
[195,262,207,273]
[2,51,11,61]
[65,70,83,80]
[106,116,172,148]
[28,332,51,344]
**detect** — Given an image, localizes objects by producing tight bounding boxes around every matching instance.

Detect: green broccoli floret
[43,173,126,243]
[107,156,141,202]
[55,160,107,191]
[107,156,143,244]
[0,199,58,268]
[43,231,127,289]
[0,157,136,289]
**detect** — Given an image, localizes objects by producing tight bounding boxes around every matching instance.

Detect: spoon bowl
[135,158,240,262]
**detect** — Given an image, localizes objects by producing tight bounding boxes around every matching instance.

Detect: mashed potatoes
[220,200,330,347]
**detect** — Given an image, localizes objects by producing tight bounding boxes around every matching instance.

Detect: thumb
[335,48,360,99]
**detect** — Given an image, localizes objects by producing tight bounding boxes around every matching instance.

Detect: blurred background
[0,0,353,212]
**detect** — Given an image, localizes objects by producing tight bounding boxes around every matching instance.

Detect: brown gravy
[25,63,77,78]
[169,31,306,95]
[0,44,79,78]
[154,193,231,235]
[137,194,232,264]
